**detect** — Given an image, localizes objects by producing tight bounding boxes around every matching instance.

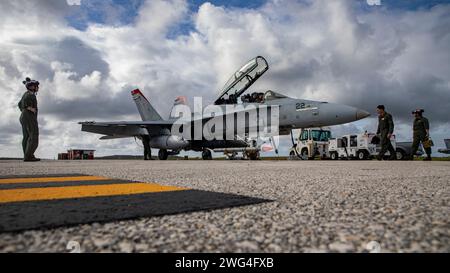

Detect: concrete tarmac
[0,159,449,252]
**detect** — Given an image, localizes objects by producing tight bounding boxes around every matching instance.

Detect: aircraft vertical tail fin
[169,96,187,119]
[445,139,450,149]
[131,89,163,121]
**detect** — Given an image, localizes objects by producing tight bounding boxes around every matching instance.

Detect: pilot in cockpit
[240,92,265,103]
[252,93,259,102]
[257,92,264,103]
[241,94,251,103]
[216,97,225,105]
[228,93,237,104]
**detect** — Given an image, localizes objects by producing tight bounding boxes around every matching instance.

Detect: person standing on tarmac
[376,105,396,160]
[411,109,432,161]
[142,135,152,160]
[18,77,40,162]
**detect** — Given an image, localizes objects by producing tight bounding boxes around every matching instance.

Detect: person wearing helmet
[411,109,432,161]
[18,77,40,162]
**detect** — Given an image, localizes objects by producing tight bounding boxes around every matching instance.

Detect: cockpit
[263,90,288,101]
[215,56,269,105]
[240,90,288,104]
[214,56,292,105]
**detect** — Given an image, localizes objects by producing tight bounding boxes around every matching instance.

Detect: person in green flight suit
[376,105,396,160]
[18,77,40,162]
[411,109,432,161]
[142,134,152,160]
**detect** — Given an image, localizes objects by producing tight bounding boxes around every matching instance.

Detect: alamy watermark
[169,97,280,141]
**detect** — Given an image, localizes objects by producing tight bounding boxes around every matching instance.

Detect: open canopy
[215,56,269,104]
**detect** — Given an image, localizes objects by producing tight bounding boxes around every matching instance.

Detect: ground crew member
[18,77,40,162]
[142,135,152,160]
[376,105,396,160]
[411,109,432,161]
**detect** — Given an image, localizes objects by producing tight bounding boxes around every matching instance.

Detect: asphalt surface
[0,174,268,232]
[0,159,449,253]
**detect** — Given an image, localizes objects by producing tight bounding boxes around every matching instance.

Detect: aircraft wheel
[158,149,168,160]
[227,152,237,160]
[202,149,212,160]
[249,151,260,160]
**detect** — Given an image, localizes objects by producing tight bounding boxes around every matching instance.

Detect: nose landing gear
[202,149,212,160]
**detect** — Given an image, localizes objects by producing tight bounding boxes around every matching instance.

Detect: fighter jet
[438,139,450,154]
[79,56,370,160]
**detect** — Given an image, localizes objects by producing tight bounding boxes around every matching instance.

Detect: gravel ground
[0,159,449,253]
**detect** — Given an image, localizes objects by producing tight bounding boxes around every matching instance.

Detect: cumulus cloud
[0,0,449,158]
[67,0,81,6]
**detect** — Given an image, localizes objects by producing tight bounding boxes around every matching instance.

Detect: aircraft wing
[99,135,135,140]
[80,105,275,138]
[80,120,175,126]
[79,120,174,138]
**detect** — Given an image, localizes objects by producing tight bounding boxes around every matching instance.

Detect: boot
[24,158,40,162]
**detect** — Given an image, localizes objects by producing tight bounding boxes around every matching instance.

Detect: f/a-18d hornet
[79,56,370,160]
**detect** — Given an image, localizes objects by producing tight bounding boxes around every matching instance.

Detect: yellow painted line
[0,183,187,203]
[0,176,110,185]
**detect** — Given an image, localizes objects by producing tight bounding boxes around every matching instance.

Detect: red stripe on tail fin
[131,89,149,102]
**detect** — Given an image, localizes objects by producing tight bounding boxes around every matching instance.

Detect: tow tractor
[289,128,332,160]
[290,128,423,160]
[328,133,397,160]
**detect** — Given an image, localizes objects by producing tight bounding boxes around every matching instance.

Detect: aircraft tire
[158,149,168,160]
[202,149,212,160]
[249,151,260,160]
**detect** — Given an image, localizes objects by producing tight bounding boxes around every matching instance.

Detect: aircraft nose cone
[356,109,370,120]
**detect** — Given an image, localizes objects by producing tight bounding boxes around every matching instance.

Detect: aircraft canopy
[215,56,269,104]
[263,90,288,101]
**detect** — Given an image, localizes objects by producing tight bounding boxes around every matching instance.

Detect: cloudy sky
[0,0,449,158]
